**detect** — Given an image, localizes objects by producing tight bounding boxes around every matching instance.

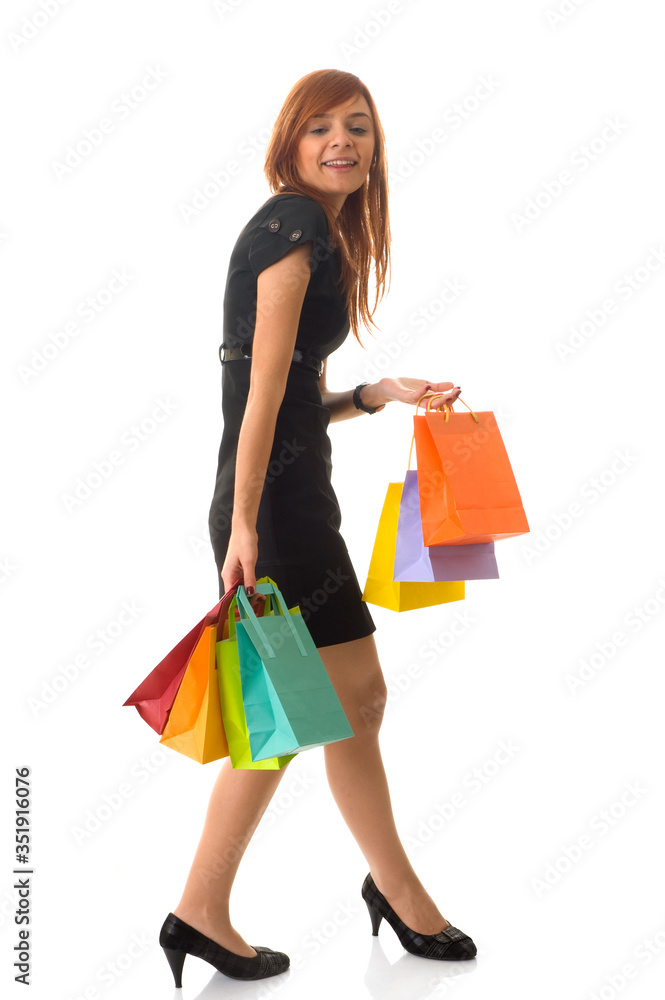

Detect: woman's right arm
[220,242,313,596]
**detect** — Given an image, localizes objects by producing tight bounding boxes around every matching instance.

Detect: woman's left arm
[320,365,462,423]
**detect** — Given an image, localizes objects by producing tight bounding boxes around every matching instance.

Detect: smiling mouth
[322,160,357,167]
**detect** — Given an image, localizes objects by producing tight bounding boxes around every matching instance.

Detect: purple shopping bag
[394,470,499,582]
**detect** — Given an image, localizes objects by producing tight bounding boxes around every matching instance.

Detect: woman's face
[294,93,376,214]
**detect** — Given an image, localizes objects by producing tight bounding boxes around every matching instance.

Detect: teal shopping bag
[235,579,354,761]
[216,588,296,770]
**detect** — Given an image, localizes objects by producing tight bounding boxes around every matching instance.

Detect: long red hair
[264,69,391,347]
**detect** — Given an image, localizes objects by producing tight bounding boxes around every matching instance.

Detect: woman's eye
[310,126,368,134]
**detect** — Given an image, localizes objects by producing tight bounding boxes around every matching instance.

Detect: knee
[351,673,388,737]
[318,636,388,739]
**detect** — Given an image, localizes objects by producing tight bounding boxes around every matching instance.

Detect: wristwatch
[353,383,385,414]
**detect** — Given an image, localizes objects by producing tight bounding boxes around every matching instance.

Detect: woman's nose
[328,126,351,146]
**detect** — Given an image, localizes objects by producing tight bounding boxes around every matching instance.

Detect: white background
[2,1,664,998]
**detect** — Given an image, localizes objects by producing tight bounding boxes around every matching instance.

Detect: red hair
[264,69,391,347]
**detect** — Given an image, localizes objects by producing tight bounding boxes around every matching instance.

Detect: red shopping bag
[122,579,241,734]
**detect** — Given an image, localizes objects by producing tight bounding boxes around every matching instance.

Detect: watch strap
[353,382,385,414]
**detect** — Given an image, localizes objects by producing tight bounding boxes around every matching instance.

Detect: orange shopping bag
[412,393,530,546]
[159,623,230,764]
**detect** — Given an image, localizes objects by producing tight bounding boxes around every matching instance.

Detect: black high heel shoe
[159,912,290,987]
[361,874,477,961]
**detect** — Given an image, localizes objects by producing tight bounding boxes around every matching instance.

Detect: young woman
[159,69,476,986]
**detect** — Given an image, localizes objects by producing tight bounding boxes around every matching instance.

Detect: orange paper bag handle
[407,392,479,469]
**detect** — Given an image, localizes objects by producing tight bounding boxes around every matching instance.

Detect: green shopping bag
[215,584,295,770]
[235,579,354,761]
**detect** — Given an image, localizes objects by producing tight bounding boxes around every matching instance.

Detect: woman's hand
[220,526,265,609]
[377,377,462,410]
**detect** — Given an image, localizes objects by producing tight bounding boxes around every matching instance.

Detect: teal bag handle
[226,586,276,641]
[236,583,307,659]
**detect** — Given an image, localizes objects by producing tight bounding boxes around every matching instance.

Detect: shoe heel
[162,945,186,988]
[365,899,383,936]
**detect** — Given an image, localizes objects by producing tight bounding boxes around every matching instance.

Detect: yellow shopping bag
[159,623,230,764]
[362,482,465,612]
[216,582,296,770]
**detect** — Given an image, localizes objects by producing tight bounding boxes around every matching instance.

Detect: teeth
[323,160,355,166]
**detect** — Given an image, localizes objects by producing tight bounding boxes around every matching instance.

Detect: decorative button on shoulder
[289,229,302,241]
[268,218,281,232]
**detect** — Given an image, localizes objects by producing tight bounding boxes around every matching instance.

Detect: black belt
[219,343,323,377]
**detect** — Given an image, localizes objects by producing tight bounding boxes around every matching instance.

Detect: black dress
[208,191,377,648]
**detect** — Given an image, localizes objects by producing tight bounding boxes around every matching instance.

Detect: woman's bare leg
[320,633,450,934]
[172,762,290,956]
[171,630,447,956]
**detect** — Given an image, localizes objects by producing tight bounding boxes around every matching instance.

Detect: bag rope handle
[407,392,479,469]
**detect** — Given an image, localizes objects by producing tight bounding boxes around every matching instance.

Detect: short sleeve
[248,194,329,279]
